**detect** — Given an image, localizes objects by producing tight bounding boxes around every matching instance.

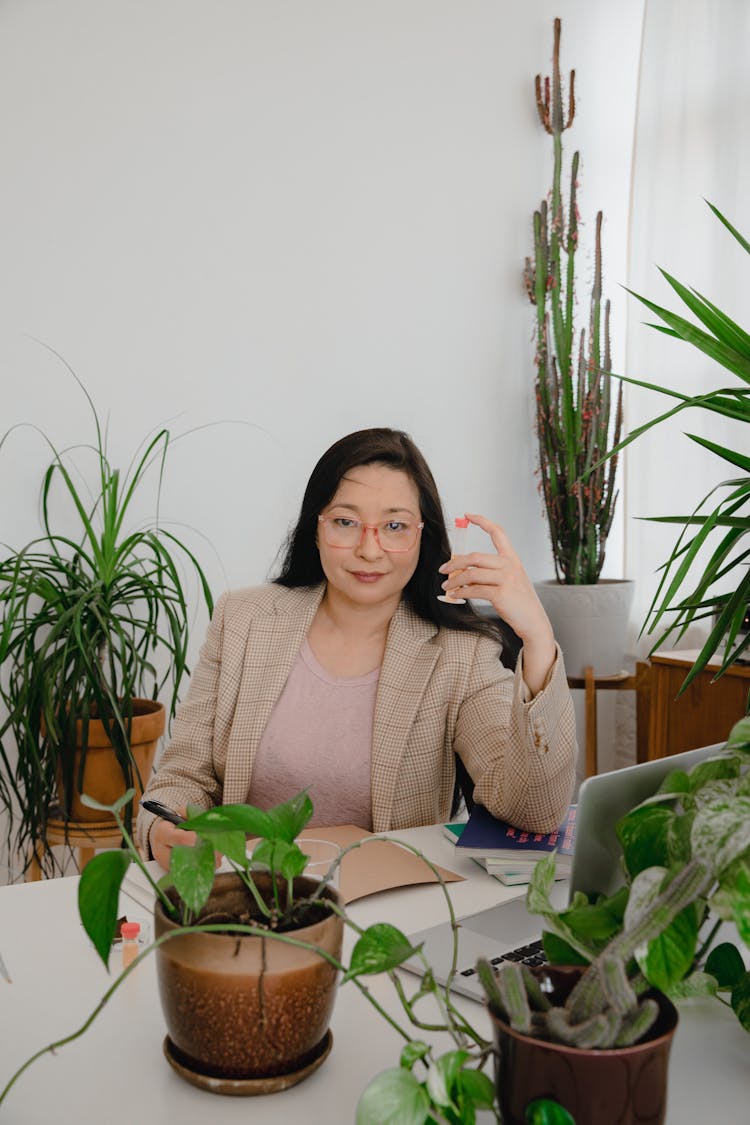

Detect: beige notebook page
[298,825,463,904]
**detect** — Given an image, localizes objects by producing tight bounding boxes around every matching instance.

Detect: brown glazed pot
[154,872,344,1081]
[489,965,679,1125]
[56,699,165,823]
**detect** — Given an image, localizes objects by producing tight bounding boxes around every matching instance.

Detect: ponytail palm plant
[0,372,214,873]
[614,201,750,692]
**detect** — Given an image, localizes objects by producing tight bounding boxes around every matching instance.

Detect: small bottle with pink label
[437,516,469,604]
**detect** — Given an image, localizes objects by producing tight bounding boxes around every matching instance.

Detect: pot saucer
[162,1030,333,1096]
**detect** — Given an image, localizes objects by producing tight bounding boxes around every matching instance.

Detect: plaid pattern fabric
[136,583,576,852]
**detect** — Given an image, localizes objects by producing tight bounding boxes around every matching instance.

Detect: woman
[137,428,576,870]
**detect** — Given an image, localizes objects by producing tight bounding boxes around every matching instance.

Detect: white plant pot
[534,579,636,678]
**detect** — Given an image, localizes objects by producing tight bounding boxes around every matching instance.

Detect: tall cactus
[525,18,623,584]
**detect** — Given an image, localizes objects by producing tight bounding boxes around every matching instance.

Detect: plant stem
[113,810,176,917]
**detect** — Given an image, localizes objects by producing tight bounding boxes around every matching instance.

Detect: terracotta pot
[154,872,344,1082]
[488,965,678,1125]
[57,698,165,823]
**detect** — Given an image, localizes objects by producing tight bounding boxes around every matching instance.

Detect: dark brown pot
[56,698,165,823]
[488,965,678,1125]
[154,872,344,1082]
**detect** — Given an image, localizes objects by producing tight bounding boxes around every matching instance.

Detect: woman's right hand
[149,809,196,872]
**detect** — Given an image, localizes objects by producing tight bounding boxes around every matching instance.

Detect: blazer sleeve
[135,592,229,855]
[452,637,576,834]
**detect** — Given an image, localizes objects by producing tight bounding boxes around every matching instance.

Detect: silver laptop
[402,743,727,1002]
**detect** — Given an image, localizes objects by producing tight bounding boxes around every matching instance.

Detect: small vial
[437,516,469,604]
[121,921,141,968]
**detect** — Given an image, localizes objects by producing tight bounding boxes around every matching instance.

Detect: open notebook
[121,823,463,911]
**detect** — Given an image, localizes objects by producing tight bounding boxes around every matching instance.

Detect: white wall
[0,1,645,872]
[0,0,643,605]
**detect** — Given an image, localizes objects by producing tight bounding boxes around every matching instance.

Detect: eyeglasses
[318,515,424,552]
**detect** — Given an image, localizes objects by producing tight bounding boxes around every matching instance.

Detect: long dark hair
[274,428,519,653]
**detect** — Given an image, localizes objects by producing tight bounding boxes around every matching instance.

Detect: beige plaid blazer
[137,583,576,852]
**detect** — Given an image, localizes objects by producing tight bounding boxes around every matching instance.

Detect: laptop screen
[569,742,727,899]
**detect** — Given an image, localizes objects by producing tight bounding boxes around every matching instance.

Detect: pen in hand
[139,798,186,827]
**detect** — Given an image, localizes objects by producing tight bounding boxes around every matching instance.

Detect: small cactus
[480,858,710,1050]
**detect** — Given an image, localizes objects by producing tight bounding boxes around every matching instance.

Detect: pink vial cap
[121,922,141,940]
[454,517,469,528]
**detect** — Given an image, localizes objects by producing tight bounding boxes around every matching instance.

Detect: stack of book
[443,803,576,886]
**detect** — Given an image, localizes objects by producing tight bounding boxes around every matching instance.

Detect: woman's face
[317,463,422,610]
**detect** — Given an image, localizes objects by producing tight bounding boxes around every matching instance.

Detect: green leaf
[732,865,750,945]
[714,852,750,911]
[181,803,274,840]
[628,285,750,383]
[456,1066,495,1110]
[400,1041,430,1070]
[667,970,718,999]
[688,756,740,790]
[692,796,750,875]
[654,769,691,796]
[251,838,307,881]
[542,930,590,967]
[343,924,420,983]
[356,1068,430,1125]
[617,806,673,878]
[170,836,216,914]
[78,849,132,968]
[730,972,750,1032]
[426,1050,468,1110]
[705,201,750,255]
[264,789,314,842]
[705,942,747,990]
[278,842,308,881]
[638,907,699,992]
[79,788,135,816]
[557,886,629,946]
[200,829,247,867]
[525,853,558,913]
[525,1099,577,1125]
[727,716,750,748]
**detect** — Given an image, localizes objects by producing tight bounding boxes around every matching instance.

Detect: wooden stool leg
[78,845,95,870]
[584,665,598,778]
[26,846,44,882]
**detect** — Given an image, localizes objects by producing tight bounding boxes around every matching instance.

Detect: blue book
[453,804,576,865]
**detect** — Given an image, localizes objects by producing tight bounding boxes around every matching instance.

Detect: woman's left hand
[438,513,557,695]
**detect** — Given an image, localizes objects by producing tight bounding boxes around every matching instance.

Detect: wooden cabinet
[645,649,750,760]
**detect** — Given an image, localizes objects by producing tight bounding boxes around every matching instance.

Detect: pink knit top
[247,639,379,829]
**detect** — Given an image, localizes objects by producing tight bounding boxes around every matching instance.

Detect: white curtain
[624,0,750,660]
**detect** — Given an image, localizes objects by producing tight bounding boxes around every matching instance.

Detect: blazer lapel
[222,584,325,803]
[371,601,439,831]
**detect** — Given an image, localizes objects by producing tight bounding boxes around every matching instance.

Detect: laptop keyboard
[458,938,548,977]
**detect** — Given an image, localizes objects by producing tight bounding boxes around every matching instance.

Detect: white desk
[1,826,747,1123]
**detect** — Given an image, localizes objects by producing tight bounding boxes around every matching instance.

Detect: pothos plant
[480,714,750,1044]
[0,789,509,1125]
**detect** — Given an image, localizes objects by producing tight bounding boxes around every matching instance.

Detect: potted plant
[478,714,750,1123]
[0,788,500,1121]
[525,19,632,677]
[0,371,214,875]
[608,201,750,693]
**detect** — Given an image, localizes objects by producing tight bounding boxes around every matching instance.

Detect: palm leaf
[705,200,750,255]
